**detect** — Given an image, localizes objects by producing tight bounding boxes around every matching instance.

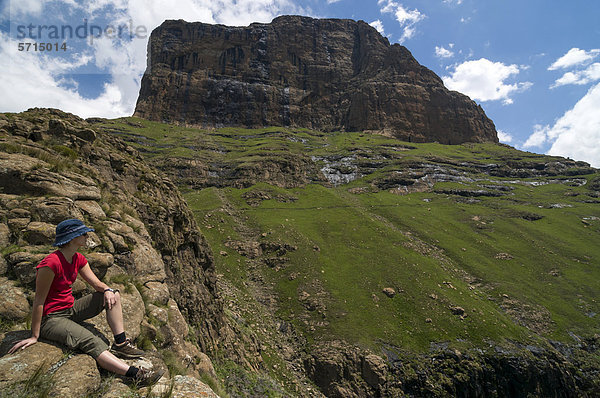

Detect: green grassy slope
[94,117,600,355]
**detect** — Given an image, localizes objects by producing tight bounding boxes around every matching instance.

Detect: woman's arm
[8,266,54,354]
[78,263,119,309]
[78,263,109,292]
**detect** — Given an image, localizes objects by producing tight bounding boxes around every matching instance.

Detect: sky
[1,0,599,167]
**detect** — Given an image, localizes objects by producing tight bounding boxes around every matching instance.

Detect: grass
[160,122,600,354]
[0,141,74,173]
[215,360,287,398]
[0,362,55,398]
[86,115,600,390]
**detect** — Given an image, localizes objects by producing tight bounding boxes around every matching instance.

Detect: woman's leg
[71,291,143,358]
[105,293,125,336]
[71,291,124,336]
[96,350,130,375]
[41,313,110,361]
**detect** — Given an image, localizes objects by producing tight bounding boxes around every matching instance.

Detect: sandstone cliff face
[0,109,231,396]
[134,16,498,144]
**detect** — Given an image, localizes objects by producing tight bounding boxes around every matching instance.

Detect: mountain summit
[135,16,498,144]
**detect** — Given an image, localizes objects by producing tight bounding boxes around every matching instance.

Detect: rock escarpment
[0,108,234,396]
[135,16,498,144]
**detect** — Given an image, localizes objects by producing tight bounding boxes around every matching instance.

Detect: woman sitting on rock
[8,219,164,386]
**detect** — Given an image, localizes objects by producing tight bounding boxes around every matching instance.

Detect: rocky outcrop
[303,340,600,397]
[135,16,498,144]
[0,335,219,397]
[0,108,235,396]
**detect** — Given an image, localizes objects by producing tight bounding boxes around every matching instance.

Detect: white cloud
[522,124,549,149]
[4,0,44,17]
[497,130,513,143]
[435,45,454,58]
[552,63,600,88]
[379,0,425,43]
[369,20,385,36]
[0,33,128,118]
[522,83,600,167]
[327,0,343,3]
[0,0,303,118]
[546,83,600,167]
[442,58,532,105]
[548,48,600,70]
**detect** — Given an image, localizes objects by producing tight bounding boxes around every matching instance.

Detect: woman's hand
[104,290,119,310]
[8,336,38,354]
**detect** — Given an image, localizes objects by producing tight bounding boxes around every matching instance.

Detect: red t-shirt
[36,251,88,316]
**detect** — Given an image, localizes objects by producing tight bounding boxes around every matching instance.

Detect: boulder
[0,152,49,197]
[75,200,106,219]
[85,231,103,249]
[9,208,31,218]
[361,354,387,389]
[195,351,218,380]
[30,197,83,225]
[451,306,466,316]
[0,339,64,389]
[128,242,167,284]
[166,299,189,337]
[148,304,169,325]
[106,220,135,237]
[151,375,220,398]
[71,278,88,296]
[48,119,69,136]
[73,128,97,142]
[0,223,10,247]
[123,214,151,240]
[0,256,7,275]
[22,221,55,245]
[100,379,131,398]
[0,152,101,200]
[8,217,30,232]
[106,231,129,253]
[7,251,47,286]
[50,354,101,397]
[0,277,30,321]
[85,252,114,279]
[143,281,170,306]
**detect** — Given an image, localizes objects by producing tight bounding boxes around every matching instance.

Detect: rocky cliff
[134,16,498,144]
[0,109,236,396]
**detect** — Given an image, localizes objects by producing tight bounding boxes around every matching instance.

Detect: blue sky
[1,0,599,166]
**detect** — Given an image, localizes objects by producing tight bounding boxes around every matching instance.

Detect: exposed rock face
[304,340,600,398]
[0,109,231,396]
[135,16,498,144]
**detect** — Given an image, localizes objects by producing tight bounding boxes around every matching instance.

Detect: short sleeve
[76,253,88,270]
[36,253,59,275]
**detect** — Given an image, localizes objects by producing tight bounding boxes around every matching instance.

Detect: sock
[114,332,127,345]
[126,366,139,378]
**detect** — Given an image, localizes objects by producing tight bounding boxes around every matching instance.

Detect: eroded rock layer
[0,108,235,396]
[134,16,498,144]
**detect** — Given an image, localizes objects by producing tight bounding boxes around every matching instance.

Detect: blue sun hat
[53,219,95,246]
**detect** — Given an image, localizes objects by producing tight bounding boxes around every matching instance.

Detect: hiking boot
[133,368,165,387]
[110,339,145,359]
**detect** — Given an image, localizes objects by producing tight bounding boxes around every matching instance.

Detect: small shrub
[109,274,135,294]
[161,350,187,377]
[52,145,78,160]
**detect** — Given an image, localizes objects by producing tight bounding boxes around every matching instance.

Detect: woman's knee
[76,332,109,359]
[106,292,122,310]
